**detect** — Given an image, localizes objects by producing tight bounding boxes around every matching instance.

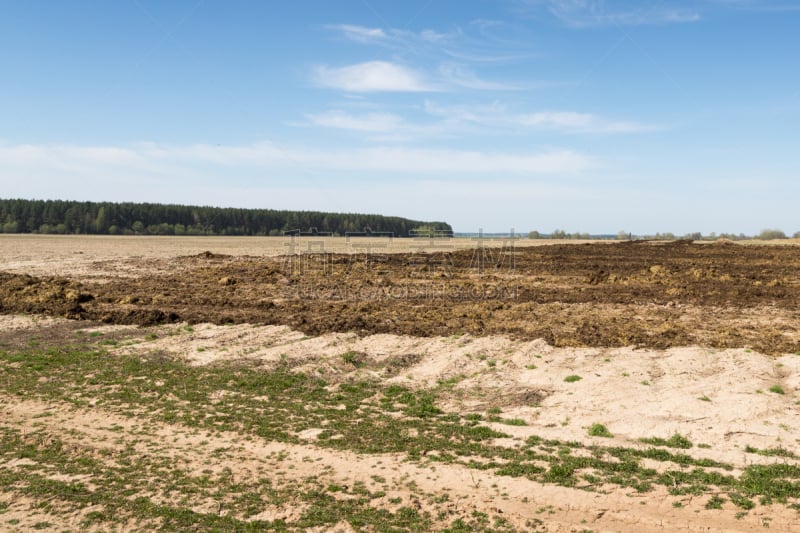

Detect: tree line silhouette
[0,199,452,237]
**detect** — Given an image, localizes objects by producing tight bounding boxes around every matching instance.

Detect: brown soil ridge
[1,242,799,354]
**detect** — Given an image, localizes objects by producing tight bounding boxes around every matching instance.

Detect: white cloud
[326,22,532,66]
[313,61,437,92]
[305,110,405,132]
[517,111,650,133]
[327,24,455,50]
[312,61,517,94]
[301,109,451,142]
[523,0,701,27]
[522,0,800,27]
[438,63,518,91]
[519,111,595,129]
[423,101,655,134]
[705,0,800,12]
[319,23,537,92]
[420,29,449,42]
[329,24,387,43]
[323,146,591,174]
[423,100,507,124]
[0,141,594,183]
[300,102,652,141]
[178,143,594,175]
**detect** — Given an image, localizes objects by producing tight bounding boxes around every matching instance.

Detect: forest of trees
[527,228,800,241]
[0,199,452,237]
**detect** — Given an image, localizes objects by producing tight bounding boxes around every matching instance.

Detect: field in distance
[2,234,800,531]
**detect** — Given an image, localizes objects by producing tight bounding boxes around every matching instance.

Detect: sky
[1,0,798,234]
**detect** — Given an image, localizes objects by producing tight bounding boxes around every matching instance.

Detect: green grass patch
[499,418,527,426]
[705,495,726,510]
[639,433,693,449]
[341,351,366,368]
[728,492,755,510]
[588,424,613,438]
[5,342,800,527]
[744,445,798,459]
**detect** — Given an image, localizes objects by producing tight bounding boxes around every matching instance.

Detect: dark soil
[2,242,800,354]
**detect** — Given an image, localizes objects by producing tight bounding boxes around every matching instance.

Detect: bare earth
[0,234,573,281]
[2,235,800,531]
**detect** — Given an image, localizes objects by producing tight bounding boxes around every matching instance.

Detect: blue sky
[1,0,798,234]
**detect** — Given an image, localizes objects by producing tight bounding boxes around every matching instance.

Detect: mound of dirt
[0,272,92,319]
[185,250,232,260]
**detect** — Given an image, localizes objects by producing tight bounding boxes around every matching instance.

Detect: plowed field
[2,239,799,354]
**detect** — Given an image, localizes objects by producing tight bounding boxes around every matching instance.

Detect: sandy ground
[3,396,797,533]
[108,321,800,470]
[2,315,800,531]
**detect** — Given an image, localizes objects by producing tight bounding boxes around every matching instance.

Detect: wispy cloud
[0,141,594,180]
[305,110,406,132]
[312,61,438,93]
[516,111,651,133]
[301,101,653,140]
[326,22,535,67]
[705,0,800,12]
[326,24,455,50]
[333,24,387,43]
[423,101,656,134]
[437,63,519,90]
[301,109,445,142]
[312,59,519,94]
[326,22,532,62]
[520,0,701,27]
[300,100,654,140]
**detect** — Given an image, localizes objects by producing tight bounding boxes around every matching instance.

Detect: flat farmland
[0,234,597,280]
[2,235,800,532]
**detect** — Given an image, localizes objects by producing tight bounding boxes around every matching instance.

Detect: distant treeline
[0,199,452,237]
[528,229,800,241]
